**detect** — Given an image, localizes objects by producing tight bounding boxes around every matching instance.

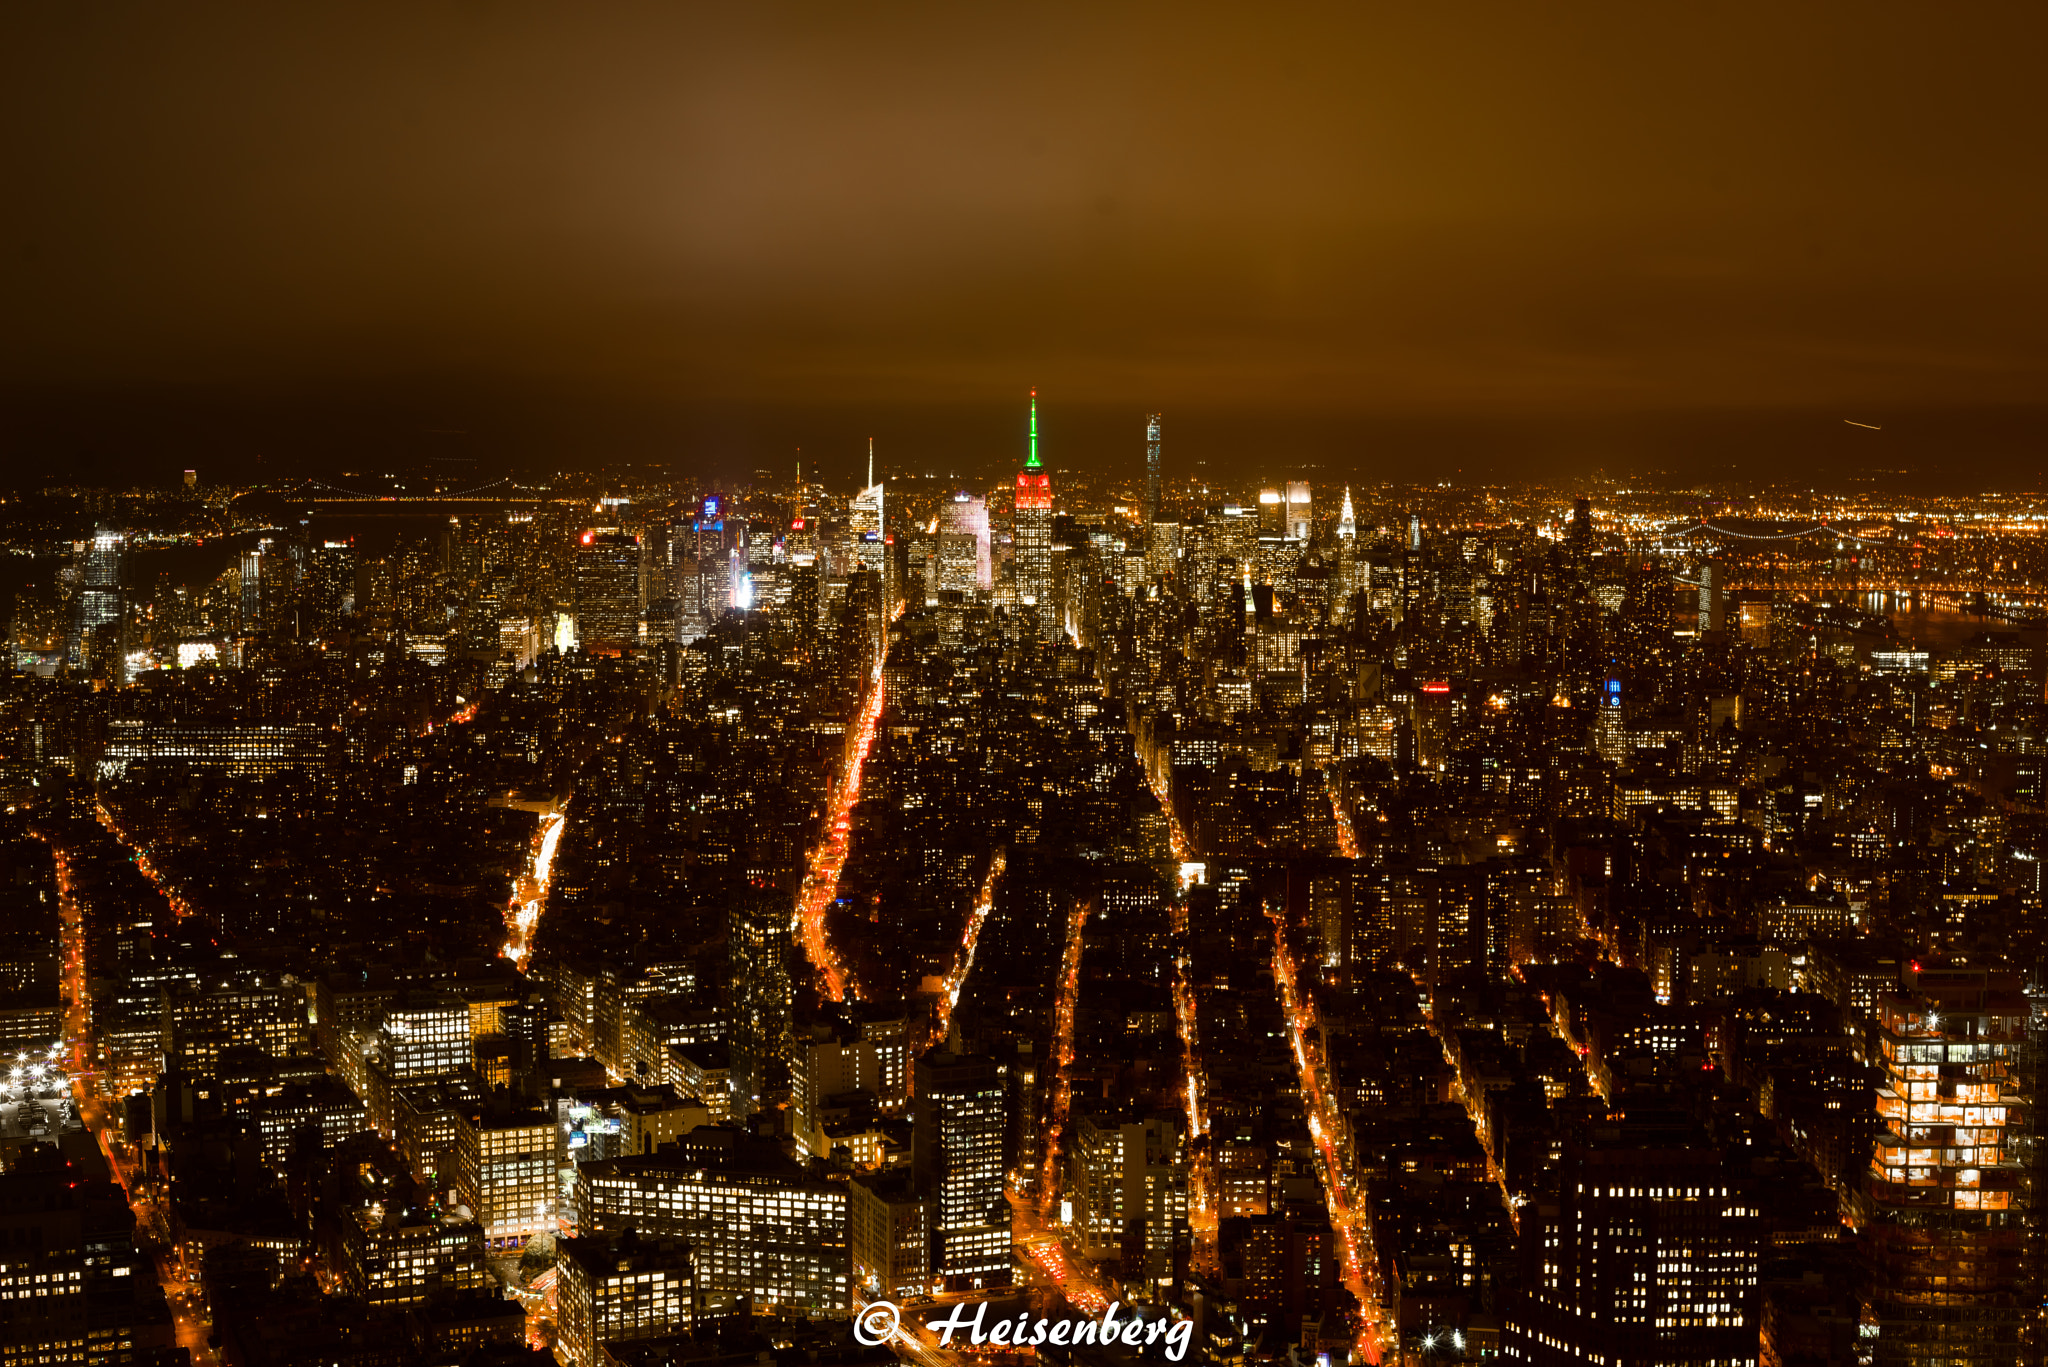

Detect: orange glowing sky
[4,4,2047,484]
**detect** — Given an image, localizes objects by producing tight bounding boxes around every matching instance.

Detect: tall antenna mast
[1027,389,1040,469]
[867,437,874,489]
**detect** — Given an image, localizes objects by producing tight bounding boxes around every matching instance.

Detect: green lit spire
[1026,389,1041,469]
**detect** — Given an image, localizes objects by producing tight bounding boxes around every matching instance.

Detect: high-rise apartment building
[163,976,312,1077]
[379,991,472,1082]
[557,1228,694,1367]
[1066,1105,1188,1286]
[1146,520,1179,588]
[573,1137,848,1318]
[914,1042,1010,1290]
[728,889,793,1116]
[102,721,333,778]
[1858,965,2030,1367]
[850,1169,929,1300]
[306,538,356,638]
[1502,1110,1761,1365]
[337,1214,490,1307]
[453,1104,558,1247]
[1697,556,1726,635]
[252,1076,366,1168]
[790,1006,909,1159]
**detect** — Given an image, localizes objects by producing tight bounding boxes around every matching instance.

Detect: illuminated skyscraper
[849,439,883,534]
[307,538,356,638]
[938,491,991,594]
[729,889,793,1117]
[1146,520,1178,589]
[851,439,889,611]
[70,526,125,676]
[574,528,643,652]
[1697,556,1725,635]
[1143,412,1162,540]
[1859,966,2030,1367]
[676,494,745,632]
[1014,391,1054,623]
[1257,487,1284,537]
[1594,676,1628,763]
[915,1041,1010,1290]
[239,544,264,632]
[1336,487,1356,542]
[1402,513,1425,622]
[1284,481,1311,541]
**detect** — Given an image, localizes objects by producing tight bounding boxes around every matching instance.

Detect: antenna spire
[1027,389,1041,469]
[867,437,874,489]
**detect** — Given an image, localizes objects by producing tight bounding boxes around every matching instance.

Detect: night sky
[5,4,2047,488]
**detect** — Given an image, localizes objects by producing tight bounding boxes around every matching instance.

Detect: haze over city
[6,4,2048,486]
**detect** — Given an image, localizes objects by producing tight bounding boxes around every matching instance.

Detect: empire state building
[1013,389,1055,635]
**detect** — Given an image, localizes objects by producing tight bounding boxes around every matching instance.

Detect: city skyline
[7,448,2048,1365]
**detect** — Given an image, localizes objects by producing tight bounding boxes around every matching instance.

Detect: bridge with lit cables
[1658,520,1896,547]
[1655,521,2046,603]
[293,476,556,504]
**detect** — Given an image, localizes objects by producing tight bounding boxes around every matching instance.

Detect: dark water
[1887,605,2043,652]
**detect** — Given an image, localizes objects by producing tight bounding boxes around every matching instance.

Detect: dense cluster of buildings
[1,414,2047,1366]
